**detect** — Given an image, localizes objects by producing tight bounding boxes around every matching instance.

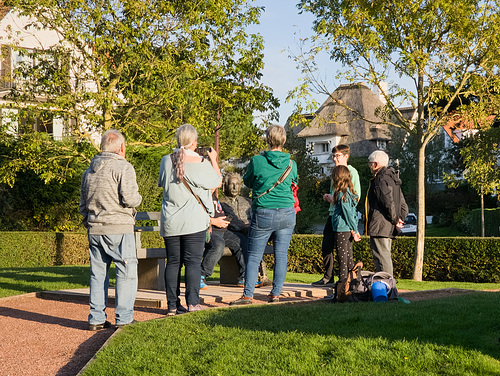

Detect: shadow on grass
[204,291,500,361]
[0,266,116,295]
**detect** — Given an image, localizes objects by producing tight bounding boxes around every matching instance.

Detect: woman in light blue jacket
[158,124,221,314]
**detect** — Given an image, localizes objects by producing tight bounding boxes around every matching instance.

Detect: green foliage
[444,127,500,196]
[0,170,84,231]
[0,132,93,188]
[461,208,500,237]
[284,128,325,233]
[1,0,277,188]
[0,231,88,267]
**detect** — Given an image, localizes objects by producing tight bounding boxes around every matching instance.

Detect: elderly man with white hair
[365,150,408,276]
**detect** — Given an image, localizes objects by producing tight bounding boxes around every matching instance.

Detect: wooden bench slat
[135,212,161,221]
[134,226,161,232]
[137,248,167,259]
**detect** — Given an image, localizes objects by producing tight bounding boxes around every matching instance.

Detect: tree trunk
[481,188,485,237]
[412,143,426,281]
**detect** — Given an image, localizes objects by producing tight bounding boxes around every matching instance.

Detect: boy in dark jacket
[365,150,408,276]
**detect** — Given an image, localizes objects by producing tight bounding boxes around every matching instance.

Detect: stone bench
[135,211,273,290]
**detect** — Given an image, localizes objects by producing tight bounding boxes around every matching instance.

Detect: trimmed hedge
[0,232,90,267]
[1,232,500,282]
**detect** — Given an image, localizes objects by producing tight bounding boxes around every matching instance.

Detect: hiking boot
[200,276,208,290]
[237,280,244,287]
[88,321,111,331]
[311,278,334,287]
[229,296,253,306]
[255,281,264,288]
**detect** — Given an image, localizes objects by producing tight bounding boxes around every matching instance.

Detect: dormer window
[315,142,329,154]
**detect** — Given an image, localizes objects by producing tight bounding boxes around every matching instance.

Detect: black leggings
[164,229,206,310]
[334,231,354,281]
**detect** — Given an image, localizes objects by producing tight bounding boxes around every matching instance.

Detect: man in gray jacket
[366,150,408,276]
[79,129,142,330]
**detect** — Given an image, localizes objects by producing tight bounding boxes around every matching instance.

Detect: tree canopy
[0,0,277,185]
[295,0,500,280]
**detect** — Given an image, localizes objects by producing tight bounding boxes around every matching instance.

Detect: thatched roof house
[297,82,401,159]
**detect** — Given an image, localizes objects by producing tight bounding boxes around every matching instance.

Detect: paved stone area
[38,281,335,308]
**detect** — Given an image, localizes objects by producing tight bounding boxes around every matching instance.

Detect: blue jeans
[243,207,296,298]
[201,230,225,279]
[164,230,205,310]
[88,233,137,326]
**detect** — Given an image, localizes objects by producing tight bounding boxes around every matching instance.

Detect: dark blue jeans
[164,230,205,310]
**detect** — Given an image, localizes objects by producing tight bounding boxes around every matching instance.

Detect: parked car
[400,213,417,236]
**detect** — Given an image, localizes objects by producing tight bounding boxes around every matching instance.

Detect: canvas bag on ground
[334,263,399,303]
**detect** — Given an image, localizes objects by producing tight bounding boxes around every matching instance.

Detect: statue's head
[224,172,242,198]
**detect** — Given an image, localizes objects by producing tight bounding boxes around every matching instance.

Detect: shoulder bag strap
[170,154,209,214]
[254,160,293,200]
[182,177,209,214]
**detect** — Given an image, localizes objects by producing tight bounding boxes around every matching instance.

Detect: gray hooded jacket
[79,152,142,235]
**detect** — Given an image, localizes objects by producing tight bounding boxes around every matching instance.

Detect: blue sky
[248,0,340,125]
[248,1,414,125]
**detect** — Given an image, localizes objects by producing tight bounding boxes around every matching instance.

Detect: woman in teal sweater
[230,125,298,305]
[329,165,361,281]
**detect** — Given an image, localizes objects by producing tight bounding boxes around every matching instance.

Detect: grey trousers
[370,237,393,276]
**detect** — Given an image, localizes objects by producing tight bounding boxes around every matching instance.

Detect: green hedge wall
[1,232,500,282]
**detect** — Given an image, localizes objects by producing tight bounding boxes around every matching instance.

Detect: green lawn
[0,266,115,298]
[424,224,468,237]
[80,292,500,375]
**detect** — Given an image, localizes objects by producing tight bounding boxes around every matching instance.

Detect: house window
[376,140,387,150]
[315,142,329,154]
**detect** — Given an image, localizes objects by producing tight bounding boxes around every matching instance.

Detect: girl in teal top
[331,165,361,281]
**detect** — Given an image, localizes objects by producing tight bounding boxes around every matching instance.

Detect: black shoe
[312,278,335,287]
[89,321,112,331]
[116,320,137,328]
